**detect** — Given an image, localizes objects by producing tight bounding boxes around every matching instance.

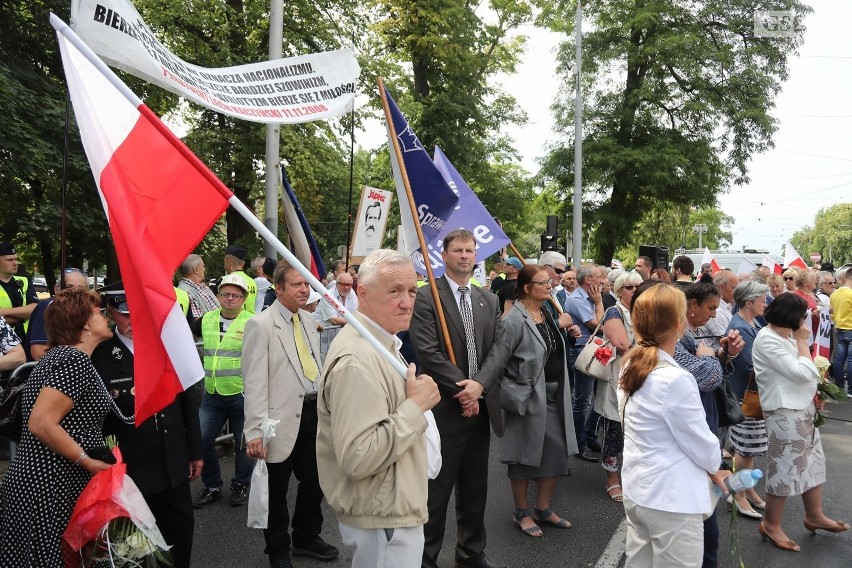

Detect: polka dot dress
[0,345,112,567]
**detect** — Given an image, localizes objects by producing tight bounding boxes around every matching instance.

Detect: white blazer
[618,350,720,515]
[753,326,819,411]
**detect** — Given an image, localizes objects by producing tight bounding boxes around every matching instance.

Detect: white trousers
[623,497,704,568]
[338,522,424,568]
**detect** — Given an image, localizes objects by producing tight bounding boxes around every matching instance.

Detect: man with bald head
[25,268,89,360]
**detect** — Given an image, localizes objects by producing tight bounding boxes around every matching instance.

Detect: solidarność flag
[53,14,231,423]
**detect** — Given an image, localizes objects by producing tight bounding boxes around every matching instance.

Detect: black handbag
[0,372,28,442]
[715,378,745,427]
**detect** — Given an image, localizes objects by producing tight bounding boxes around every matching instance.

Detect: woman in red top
[792,269,819,349]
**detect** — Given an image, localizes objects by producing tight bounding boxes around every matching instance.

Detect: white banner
[816,307,832,359]
[70,0,359,124]
[350,186,393,263]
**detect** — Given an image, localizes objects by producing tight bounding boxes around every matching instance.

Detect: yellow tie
[292,312,319,382]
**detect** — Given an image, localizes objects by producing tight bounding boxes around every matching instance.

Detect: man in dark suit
[411,229,510,568]
[91,284,203,568]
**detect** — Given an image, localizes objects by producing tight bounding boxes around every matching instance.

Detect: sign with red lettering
[350,186,393,264]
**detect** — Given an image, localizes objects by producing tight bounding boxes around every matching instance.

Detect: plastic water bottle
[713,469,763,498]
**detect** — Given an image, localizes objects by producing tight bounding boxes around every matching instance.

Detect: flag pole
[377,77,456,364]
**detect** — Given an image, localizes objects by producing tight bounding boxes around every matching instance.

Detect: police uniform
[92,328,201,568]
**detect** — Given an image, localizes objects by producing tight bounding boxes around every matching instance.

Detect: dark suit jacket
[92,336,202,495]
[410,276,510,436]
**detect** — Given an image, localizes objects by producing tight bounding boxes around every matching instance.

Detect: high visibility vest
[0,276,31,332]
[174,287,190,316]
[201,309,250,395]
[230,271,257,315]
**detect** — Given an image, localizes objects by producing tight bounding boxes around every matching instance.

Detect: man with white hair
[696,270,739,350]
[177,254,220,319]
[25,268,89,360]
[316,249,440,568]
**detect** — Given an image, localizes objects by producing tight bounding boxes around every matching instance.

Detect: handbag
[715,378,745,427]
[574,320,617,381]
[741,373,763,420]
[499,375,536,416]
[0,371,28,442]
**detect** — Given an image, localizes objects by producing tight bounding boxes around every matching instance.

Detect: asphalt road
[189,398,852,568]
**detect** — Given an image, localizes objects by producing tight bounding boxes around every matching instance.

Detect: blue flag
[384,87,459,270]
[280,167,326,280]
[430,146,511,277]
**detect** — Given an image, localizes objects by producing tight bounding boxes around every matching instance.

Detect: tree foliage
[791,203,852,268]
[536,0,810,265]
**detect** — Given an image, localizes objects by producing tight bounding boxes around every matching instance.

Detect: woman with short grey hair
[725,280,771,518]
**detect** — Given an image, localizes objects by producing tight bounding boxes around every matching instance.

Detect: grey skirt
[764,405,826,497]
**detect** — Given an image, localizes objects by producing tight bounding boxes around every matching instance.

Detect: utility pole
[572,1,583,267]
[693,223,708,249]
[263,0,283,257]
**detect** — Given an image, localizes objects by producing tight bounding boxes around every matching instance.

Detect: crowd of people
[1,235,851,567]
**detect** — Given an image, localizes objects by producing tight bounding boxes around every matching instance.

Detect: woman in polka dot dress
[0,288,117,566]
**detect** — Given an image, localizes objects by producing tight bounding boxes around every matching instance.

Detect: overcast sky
[493,1,852,261]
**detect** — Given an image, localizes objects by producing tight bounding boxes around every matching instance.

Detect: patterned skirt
[729,417,768,457]
[764,405,826,497]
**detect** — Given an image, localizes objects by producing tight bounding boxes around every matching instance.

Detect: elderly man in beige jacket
[316,249,440,568]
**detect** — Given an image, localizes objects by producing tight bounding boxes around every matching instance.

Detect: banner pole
[377,77,456,364]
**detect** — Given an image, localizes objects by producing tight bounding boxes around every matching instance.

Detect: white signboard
[350,186,393,263]
[71,0,360,124]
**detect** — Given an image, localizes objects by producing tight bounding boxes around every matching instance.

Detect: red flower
[594,345,614,366]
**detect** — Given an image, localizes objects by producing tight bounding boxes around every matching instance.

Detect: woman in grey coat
[500,265,578,538]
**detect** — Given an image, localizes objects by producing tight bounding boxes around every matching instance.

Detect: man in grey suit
[411,229,511,568]
[243,260,339,568]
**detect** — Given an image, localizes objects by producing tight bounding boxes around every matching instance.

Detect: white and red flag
[701,248,721,275]
[784,241,808,271]
[762,254,782,275]
[54,15,231,423]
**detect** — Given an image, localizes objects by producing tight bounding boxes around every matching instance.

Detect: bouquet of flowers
[63,445,172,567]
[813,356,846,428]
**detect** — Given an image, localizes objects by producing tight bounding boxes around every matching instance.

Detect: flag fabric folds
[54,15,231,423]
[762,254,783,275]
[784,241,808,270]
[280,170,326,280]
[701,248,721,275]
[737,257,758,276]
[383,87,459,270]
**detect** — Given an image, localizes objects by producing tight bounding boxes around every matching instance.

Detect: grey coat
[499,303,578,467]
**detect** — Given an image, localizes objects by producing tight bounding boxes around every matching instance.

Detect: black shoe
[270,558,293,568]
[577,448,598,462]
[455,555,508,568]
[586,439,603,452]
[193,486,222,509]
[230,484,250,506]
[292,536,339,561]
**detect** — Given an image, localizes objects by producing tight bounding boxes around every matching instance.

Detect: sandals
[606,484,624,503]
[533,507,572,529]
[513,507,542,538]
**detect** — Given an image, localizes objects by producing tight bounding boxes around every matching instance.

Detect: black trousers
[264,399,324,563]
[145,480,194,568]
[422,410,491,567]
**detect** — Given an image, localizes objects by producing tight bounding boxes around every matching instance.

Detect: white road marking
[595,516,627,568]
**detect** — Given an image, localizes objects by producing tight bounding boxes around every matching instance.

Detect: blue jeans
[199,391,252,489]
[569,345,596,449]
[834,329,852,389]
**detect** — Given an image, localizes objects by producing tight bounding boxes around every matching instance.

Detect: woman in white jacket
[753,292,849,553]
[618,284,730,567]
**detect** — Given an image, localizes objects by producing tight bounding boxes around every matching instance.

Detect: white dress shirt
[618,350,721,515]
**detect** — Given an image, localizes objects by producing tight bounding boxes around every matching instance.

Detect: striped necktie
[458,286,479,378]
[292,312,319,382]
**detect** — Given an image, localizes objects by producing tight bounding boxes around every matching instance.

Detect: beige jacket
[316,313,429,529]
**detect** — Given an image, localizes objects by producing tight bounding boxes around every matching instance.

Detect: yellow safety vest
[230,271,257,315]
[0,276,31,332]
[174,287,190,316]
[201,309,250,395]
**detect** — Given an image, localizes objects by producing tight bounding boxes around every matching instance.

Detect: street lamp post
[693,223,708,249]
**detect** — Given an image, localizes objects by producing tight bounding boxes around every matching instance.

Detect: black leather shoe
[193,486,222,509]
[578,448,598,462]
[230,483,250,507]
[292,536,339,561]
[270,558,293,568]
[455,555,508,568]
[586,439,603,452]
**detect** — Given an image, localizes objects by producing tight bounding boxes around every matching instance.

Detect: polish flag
[701,248,721,275]
[784,242,808,271]
[54,16,231,423]
[762,254,782,275]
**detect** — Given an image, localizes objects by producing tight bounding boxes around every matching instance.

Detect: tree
[791,203,852,267]
[536,0,810,265]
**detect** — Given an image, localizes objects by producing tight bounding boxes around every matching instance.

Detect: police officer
[91,283,203,568]
[0,242,37,340]
[223,245,257,315]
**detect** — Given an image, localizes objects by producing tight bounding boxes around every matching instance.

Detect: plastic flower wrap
[589,338,615,366]
[813,356,846,428]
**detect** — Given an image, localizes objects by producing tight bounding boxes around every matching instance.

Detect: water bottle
[713,469,763,498]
